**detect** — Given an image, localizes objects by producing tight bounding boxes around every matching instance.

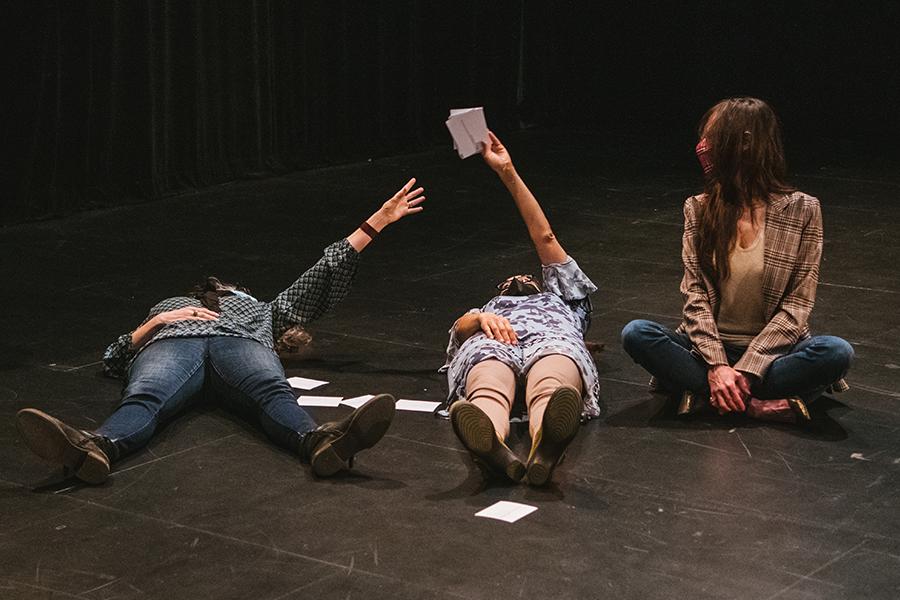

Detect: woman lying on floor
[622,97,853,423]
[442,132,601,486]
[17,179,425,484]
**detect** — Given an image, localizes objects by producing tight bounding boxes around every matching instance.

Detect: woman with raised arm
[16,179,425,484]
[622,97,852,423]
[443,132,600,486]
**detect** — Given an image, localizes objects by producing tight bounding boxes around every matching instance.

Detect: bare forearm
[347,208,391,253]
[129,316,164,350]
[453,313,482,343]
[498,167,567,265]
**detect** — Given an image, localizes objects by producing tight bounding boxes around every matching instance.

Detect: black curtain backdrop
[5,1,522,224]
[521,1,900,158]
[4,1,898,225]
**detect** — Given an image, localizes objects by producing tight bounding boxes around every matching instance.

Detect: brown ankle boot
[300,394,396,477]
[16,408,116,484]
[449,401,525,482]
[526,385,582,486]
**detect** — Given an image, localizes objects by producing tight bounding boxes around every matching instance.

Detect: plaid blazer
[676,191,848,391]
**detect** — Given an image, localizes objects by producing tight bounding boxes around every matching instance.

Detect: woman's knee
[819,336,854,373]
[620,319,657,354]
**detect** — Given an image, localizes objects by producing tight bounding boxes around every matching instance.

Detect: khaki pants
[464,355,582,440]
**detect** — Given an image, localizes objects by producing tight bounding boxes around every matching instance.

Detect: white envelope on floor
[295,396,343,407]
[287,376,329,390]
[395,399,441,413]
[340,394,375,409]
[475,501,538,523]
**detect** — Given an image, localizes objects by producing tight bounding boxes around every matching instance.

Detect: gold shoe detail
[787,397,811,422]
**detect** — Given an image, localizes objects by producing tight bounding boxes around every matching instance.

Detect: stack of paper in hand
[445,107,489,159]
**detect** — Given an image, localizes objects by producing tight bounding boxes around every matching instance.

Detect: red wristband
[359,221,379,238]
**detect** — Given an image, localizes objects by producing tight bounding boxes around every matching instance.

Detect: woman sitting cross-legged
[442,132,601,486]
[622,97,853,423]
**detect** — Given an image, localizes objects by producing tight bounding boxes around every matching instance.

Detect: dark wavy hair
[695,97,795,282]
[189,277,311,353]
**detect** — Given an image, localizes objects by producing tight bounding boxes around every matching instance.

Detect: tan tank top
[717,227,767,346]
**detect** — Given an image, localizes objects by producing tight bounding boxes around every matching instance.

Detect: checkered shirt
[103,239,359,378]
[676,191,849,391]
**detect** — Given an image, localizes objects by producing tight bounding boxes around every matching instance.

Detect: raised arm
[271,178,425,338]
[481,131,567,265]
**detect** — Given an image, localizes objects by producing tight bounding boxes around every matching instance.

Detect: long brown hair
[695,97,794,282]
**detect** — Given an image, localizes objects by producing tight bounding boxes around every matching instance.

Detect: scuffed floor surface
[1,130,898,599]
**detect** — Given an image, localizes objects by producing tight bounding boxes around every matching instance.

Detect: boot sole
[311,394,396,477]
[527,386,581,486]
[16,409,109,484]
[450,402,525,482]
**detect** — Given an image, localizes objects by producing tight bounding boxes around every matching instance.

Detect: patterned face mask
[496,274,542,296]
[695,137,713,175]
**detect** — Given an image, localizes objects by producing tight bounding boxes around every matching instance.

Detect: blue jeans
[620,319,853,404]
[95,337,316,459]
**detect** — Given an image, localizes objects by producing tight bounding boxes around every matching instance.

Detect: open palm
[380,178,426,223]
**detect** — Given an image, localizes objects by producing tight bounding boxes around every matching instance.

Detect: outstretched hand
[481,130,514,175]
[379,178,426,224]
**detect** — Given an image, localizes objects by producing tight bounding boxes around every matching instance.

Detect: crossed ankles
[677,391,811,425]
[451,385,582,487]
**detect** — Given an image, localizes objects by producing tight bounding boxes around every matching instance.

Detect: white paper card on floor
[295,396,344,407]
[474,501,538,523]
[395,399,441,413]
[445,107,489,159]
[287,376,329,390]
[340,394,375,409]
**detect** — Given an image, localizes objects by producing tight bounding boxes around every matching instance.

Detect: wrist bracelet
[359,221,379,239]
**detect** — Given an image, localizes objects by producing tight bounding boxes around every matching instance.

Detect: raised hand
[480,130,514,175]
[378,177,426,224]
[347,178,427,253]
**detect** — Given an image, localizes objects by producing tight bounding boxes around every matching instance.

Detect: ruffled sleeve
[542,256,598,301]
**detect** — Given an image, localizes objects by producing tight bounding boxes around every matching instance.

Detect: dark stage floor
[1,130,899,599]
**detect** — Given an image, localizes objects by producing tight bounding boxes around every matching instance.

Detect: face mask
[497,274,542,296]
[695,138,713,175]
[228,289,258,302]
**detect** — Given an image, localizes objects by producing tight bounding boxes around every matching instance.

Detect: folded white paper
[475,501,538,523]
[395,399,441,413]
[340,394,375,409]
[296,395,344,407]
[287,376,329,390]
[445,107,488,159]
